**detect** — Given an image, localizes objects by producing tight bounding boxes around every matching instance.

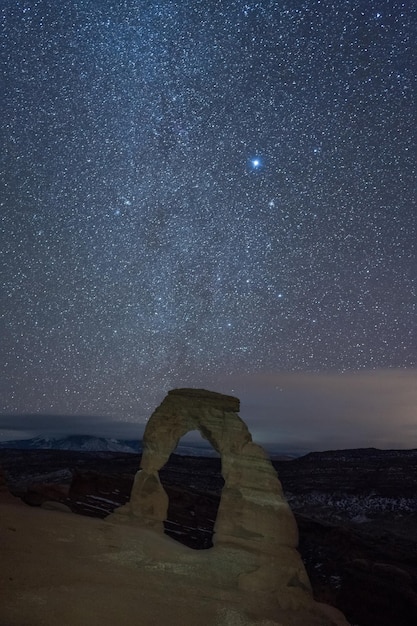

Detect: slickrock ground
[1,495,346,626]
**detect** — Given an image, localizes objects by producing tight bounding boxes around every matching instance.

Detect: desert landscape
[1,392,417,625]
[1,388,351,626]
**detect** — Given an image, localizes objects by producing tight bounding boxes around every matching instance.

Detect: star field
[1,0,416,423]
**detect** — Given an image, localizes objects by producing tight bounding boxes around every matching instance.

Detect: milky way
[1,1,415,423]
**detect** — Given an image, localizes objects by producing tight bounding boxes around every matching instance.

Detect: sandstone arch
[111,388,317,610]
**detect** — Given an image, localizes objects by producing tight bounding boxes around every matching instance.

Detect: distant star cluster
[0,0,415,422]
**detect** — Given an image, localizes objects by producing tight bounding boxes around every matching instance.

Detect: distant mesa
[110,387,349,625]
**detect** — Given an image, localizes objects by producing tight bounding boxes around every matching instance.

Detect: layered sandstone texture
[110,388,349,625]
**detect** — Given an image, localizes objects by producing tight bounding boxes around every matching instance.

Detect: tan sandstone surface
[0,498,347,626]
[0,389,349,626]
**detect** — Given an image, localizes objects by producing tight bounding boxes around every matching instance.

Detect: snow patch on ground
[287,491,417,519]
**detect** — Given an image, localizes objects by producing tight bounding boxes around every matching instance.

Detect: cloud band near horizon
[0,368,416,451]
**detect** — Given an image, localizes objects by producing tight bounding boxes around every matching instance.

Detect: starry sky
[1,1,416,449]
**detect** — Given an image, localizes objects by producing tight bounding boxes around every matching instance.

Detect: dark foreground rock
[1,447,417,625]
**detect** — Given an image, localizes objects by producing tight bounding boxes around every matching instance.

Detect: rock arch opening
[159,430,224,549]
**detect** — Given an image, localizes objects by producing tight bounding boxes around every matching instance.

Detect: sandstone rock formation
[0,465,18,503]
[21,482,70,507]
[110,388,349,624]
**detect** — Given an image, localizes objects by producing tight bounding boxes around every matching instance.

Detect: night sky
[1,1,416,448]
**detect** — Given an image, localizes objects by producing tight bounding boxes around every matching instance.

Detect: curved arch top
[141,388,251,471]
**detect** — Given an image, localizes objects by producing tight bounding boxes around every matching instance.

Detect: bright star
[248,156,264,172]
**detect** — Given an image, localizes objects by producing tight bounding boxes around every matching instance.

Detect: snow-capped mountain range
[0,435,140,453]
